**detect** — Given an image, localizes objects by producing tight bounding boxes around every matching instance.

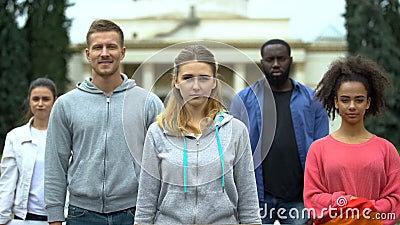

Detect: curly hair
[315,55,390,120]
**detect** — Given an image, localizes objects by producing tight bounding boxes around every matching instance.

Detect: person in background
[134,44,261,224]
[230,39,329,224]
[304,55,400,225]
[0,78,57,224]
[44,19,164,225]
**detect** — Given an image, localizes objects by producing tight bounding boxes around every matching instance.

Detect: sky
[66,0,346,44]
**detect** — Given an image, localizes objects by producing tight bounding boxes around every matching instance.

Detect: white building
[67,0,346,131]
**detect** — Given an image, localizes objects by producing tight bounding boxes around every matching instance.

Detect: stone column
[233,63,246,92]
[142,63,155,91]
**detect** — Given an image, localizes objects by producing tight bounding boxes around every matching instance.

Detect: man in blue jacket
[230,39,328,224]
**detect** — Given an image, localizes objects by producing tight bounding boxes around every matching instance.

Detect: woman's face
[175,61,216,109]
[29,87,56,121]
[335,81,370,125]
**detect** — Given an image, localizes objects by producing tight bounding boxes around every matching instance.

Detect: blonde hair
[158,45,224,135]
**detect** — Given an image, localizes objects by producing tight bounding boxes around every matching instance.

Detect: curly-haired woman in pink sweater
[304,56,400,225]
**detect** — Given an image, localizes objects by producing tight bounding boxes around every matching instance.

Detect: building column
[233,63,246,92]
[142,63,155,91]
[293,62,305,85]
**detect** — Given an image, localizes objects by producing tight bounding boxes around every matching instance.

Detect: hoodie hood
[76,73,136,94]
[162,111,233,137]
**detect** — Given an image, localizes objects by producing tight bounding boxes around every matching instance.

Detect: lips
[99,61,112,64]
[271,70,282,76]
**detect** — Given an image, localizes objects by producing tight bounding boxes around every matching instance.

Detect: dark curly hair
[315,55,390,120]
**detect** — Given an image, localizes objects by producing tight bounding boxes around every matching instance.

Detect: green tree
[345,0,400,148]
[24,0,72,94]
[0,0,30,151]
[0,0,72,152]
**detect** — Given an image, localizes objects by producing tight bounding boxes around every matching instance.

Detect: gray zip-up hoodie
[134,112,261,224]
[44,74,164,223]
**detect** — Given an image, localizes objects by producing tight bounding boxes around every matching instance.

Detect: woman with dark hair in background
[304,56,400,225]
[0,78,57,224]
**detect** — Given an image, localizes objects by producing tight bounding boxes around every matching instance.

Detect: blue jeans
[260,194,309,224]
[67,205,135,225]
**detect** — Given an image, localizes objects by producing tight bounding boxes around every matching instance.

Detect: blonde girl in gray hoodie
[134,44,261,224]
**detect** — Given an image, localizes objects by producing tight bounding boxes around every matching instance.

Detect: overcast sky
[66,0,346,44]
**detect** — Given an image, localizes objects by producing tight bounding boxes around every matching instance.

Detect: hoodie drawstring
[215,113,225,192]
[183,113,225,193]
[183,137,188,194]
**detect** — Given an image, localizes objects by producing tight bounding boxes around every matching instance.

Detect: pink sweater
[304,135,400,225]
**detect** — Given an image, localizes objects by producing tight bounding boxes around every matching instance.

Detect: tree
[0,0,72,152]
[345,0,400,148]
[24,0,72,94]
[0,0,30,151]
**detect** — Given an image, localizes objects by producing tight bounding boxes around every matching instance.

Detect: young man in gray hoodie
[44,19,164,225]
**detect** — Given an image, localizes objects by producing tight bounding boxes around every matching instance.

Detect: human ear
[173,76,180,89]
[366,97,371,109]
[334,96,339,109]
[85,48,91,62]
[212,77,217,89]
[120,47,126,60]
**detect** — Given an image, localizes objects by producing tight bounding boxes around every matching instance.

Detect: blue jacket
[230,77,329,203]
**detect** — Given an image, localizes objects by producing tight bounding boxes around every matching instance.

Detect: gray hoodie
[44,74,164,222]
[134,112,261,224]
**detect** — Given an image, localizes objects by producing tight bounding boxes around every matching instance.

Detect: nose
[192,77,200,90]
[272,58,280,68]
[100,46,109,56]
[349,100,356,110]
[38,99,44,106]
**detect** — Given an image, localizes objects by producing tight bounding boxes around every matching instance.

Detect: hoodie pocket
[68,160,103,198]
[157,191,194,223]
[196,191,237,224]
[105,159,138,198]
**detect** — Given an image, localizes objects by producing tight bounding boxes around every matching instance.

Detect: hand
[49,222,63,225]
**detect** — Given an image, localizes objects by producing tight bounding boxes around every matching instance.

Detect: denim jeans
[260,194,309,224]
[67,205,135,225]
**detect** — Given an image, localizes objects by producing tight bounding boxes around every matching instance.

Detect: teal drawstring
[182,113,225,193]
[216,113,225,192]
[183,137,188,194]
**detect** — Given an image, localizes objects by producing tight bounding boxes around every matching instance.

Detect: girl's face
[29,87,56,121]
[335,81,370,125]
[175,61,216,109]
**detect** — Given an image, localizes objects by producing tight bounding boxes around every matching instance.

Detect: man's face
[260,44,292,88]
[85,31,126,78]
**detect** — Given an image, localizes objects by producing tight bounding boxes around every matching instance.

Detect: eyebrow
[181,74,212,77]
[339,95,366,98]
